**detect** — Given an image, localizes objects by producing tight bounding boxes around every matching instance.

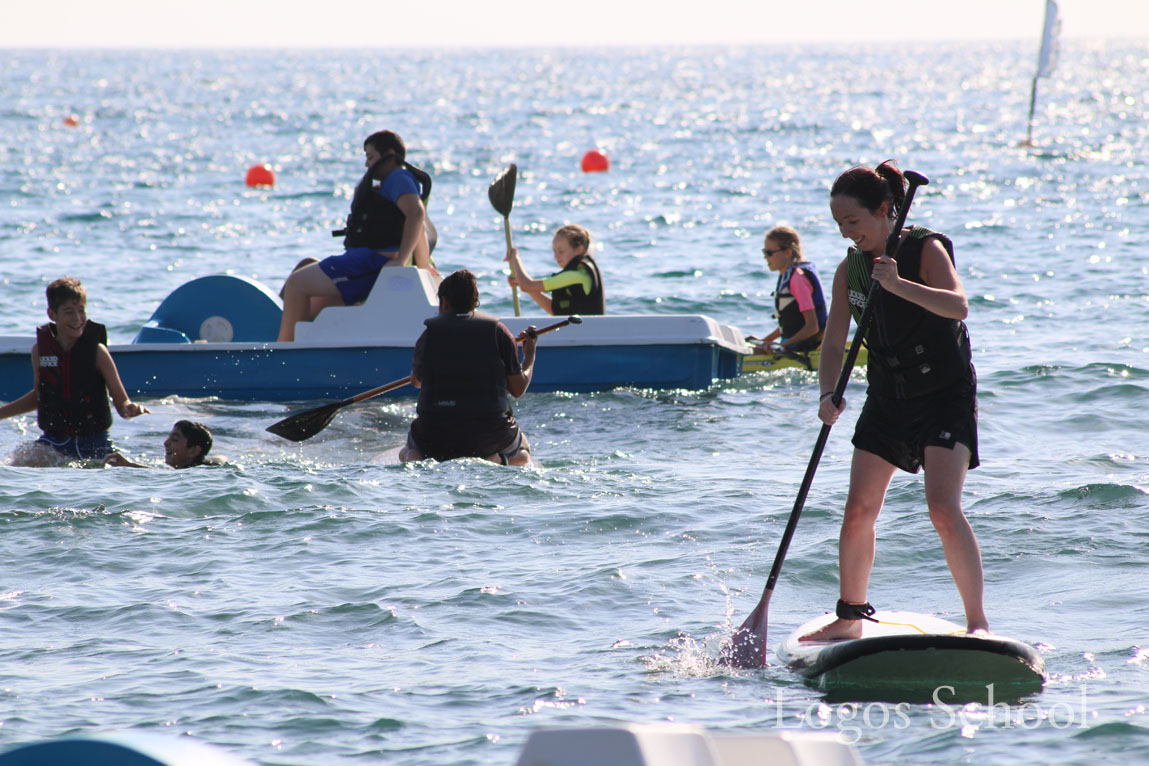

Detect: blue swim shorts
[37,432,115,460]
[319,247,397,305]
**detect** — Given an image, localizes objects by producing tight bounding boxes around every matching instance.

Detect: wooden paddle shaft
[345,376,413,406]
[504,217,521,316]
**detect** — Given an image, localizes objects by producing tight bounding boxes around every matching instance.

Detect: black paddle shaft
[757,170,929,597]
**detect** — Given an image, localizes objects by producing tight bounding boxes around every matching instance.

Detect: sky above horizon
[4,0,1148,48]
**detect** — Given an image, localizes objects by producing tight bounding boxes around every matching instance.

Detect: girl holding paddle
[752,225,827,355]
[504,224,604,316]
[803,161,988,642]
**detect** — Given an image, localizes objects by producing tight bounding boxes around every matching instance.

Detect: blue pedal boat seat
[132,275,283,344]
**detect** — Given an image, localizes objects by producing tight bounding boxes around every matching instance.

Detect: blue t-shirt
[379,167,421,205]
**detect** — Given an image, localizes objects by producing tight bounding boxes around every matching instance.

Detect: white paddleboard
[776,610,1046,699]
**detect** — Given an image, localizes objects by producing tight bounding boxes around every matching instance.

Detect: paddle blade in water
[721,591,771,669]
[266,401,343,442]
[488,164,517,217]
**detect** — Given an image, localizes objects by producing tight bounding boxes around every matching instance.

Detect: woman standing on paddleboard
[803,161,988,642]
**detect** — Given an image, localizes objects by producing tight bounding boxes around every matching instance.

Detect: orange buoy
[245,163,276,188]
[63,115,80,127]
[580,149,610,173]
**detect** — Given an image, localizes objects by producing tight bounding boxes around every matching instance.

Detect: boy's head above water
[166,420,213,468]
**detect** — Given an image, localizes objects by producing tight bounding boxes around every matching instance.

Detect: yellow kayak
[742,345,868,373]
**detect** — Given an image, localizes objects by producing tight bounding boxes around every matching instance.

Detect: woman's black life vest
[551,254,604,315]
[339,161,436,254]
[845,226,975,400]
[36,321,113,436]
[775,261,828,345]
[416,311,513,416]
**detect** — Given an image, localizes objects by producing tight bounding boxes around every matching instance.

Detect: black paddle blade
[488,164,517,217]
[265,401,343,442]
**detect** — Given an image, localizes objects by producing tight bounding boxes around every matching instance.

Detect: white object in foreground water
[514,724,861,766]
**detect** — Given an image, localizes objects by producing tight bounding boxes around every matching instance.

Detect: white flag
[1037,0,1061,79]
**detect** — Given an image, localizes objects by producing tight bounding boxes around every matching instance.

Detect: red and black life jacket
[36,321,113,436]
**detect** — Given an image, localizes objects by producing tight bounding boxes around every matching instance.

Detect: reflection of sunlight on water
[124,509,159,529]
[641,630,730,677]
[519,688,587,715]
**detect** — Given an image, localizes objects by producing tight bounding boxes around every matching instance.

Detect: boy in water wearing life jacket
[277,129,439,342]
[0,277,149,467]
[752,225,828,354]
[504,224,604,315]
[104,420,225,469]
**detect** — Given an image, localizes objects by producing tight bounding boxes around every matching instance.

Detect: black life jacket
[36,321,113,436]
[341,161,437,254]
[551,254,604,316]
[416,311,513,416]
[775,261,828,346]
[845,226,975,400]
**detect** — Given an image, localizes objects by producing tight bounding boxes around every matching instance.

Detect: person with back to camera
[0,277,149,466]
[399,269,538,466]
[752,224,828,355]
[277,129,439,341]
[504,224,604,315]
[801,160,988,642]
[104,420,225,468]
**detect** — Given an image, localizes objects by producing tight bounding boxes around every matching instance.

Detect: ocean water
[1,43,1147,765]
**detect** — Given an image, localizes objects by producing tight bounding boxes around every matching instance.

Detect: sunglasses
[762,247,786,257]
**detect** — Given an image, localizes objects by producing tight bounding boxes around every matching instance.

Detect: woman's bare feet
[799,618,864,642]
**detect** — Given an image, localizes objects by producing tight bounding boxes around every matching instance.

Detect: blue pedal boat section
[131,274,283,345]
[0,267,752,402]
[0,731,254,766]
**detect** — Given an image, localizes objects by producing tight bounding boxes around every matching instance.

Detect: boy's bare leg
[278,264,344,342]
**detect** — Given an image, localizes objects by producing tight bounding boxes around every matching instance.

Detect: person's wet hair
[766,225,804,262]
[174,420,212,467]
[46,277,87,312]
[438,270,480,314]
[555,224,591,255]
[830,160,906,219]
[363,130,406,162]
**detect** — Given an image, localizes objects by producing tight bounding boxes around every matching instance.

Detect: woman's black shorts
[851,383,979,474]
